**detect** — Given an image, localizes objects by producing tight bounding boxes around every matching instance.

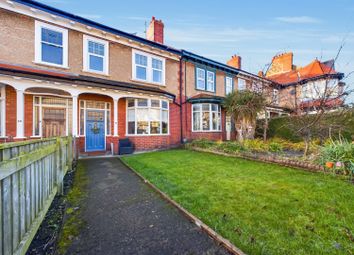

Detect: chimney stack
[266,52,293,77]
[146,16,164,44]
[227,55,242,69]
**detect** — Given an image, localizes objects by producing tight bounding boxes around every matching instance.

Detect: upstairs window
[225,76,233,95]
[238,78,246,90]
[272,89,279,105]
[133,50,165,85]
[195,67,215,92]
[35,21,68,67]
[196,68,206,90]
[83,35,109,74]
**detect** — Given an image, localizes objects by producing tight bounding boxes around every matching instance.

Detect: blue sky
[41,0,354,102]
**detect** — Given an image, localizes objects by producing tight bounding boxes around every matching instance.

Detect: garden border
[119,158,246,255]
[188,147,325,173]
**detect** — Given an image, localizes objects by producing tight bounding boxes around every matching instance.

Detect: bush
[269,142,283,152]
[189,139,216,149]
[216,142,246,154]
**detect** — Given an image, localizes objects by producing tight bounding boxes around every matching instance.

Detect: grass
[122,149,354,255]
[57,161,88,254]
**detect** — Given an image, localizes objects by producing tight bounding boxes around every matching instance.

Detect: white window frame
[83,35,109,75]
[206,71,215,92]
[272,89,279,105]
[126,98,169,136]
[196,68,206,90]
[192,103,221,132]
[32,96,72,137]
[225,76,233,95]
[0,85,6,137]
[35,21,68,68]
[132,50,166,85]
[238,78,246,90]
[79,100,111,137]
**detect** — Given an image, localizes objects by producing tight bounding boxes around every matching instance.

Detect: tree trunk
[303,139,310,158]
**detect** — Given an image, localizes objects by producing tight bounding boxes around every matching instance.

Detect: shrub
[269,142,283,153]
[189,139,216,149]
[216,142,245,154]
[242,139,267,152]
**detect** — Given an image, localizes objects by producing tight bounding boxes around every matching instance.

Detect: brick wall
[5,85,16,140]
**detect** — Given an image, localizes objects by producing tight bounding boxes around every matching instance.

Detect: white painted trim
[35,20,69,68]
[16,89,25,138]
[83,35,109,75]
[132,49,166,86]
[0,85,6,137]
[72,95,78,137]
[113,98,118,136]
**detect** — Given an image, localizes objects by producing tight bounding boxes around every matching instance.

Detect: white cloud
[275,16,321,24]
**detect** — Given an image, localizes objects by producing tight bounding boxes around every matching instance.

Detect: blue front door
[86,110,105,151]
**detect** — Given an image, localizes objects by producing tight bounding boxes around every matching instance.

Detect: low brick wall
[188,146,325,173]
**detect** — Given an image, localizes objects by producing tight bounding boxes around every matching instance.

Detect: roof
[12,0,182,55]
[0,62,176,99]
[10,1,276,84]
[187,93,225,104]
[267,59,344,86]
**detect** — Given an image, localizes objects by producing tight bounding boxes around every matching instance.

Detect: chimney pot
[146,16,164,44]
[227,55,242,69]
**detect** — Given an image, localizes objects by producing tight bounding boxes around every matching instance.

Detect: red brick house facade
[0,0,281,155]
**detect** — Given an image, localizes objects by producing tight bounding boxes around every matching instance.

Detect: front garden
[122,149,354,255]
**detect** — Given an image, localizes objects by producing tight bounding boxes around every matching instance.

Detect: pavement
[66,157,231,255]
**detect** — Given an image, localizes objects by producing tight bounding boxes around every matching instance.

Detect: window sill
[131,78,166,87]
[30,136,42,138]
[33,61,69,70]
[0,136,8,139]
[125,133,170,137]
[82,69,110,77]
[195,88,216,93]
[191,130,222,133]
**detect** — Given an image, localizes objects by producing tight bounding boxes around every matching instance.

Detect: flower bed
[186,138,354,178]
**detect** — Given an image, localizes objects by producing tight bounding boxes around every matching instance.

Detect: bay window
[83,35,109,74]
[133,50,165,85]
[192,103,221,132]
[35,21,68,67]
[127,98,169,135]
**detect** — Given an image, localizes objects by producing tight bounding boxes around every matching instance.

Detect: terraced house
[0,0,282,154]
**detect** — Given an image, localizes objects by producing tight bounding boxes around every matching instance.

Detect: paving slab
[66,157,231,255]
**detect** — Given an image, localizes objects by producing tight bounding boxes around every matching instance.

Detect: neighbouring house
[0,0,289,154]
[260,52,346,114]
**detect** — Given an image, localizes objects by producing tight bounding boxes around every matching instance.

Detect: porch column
[113,98,119,137]
[15,89,25,138]
[72,95,78,137]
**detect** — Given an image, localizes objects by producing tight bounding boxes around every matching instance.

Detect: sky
[40,0,354,103]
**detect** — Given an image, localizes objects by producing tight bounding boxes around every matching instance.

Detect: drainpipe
[179,57,184,144]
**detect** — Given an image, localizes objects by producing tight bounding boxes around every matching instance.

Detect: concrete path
[66,157,230,255]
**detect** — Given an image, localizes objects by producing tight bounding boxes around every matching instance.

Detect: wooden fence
[0,137,75,255]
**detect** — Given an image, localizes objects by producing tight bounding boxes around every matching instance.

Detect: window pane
[162,101,168,109]
[136,66,147,80]
[41,28,62,45]
[88,41,104,56]
[128,99,135,108]
[202,104,209,111]
[151,100,160,108]
[238,78,246,90]
[207,72,215,91]
[137,99,148,107]
[80,109,84,135]
[211,104,218,111]
[127,109,135,121]
[34,105,40,136]
[150,108,160,121]
[106,111,111,135]
[196,68,205,90]
[137,121,149,134]
[128,122,135,134]
[152,58,162,70]
[135,54,147,66]
[136,108,149,121]
[202,111,210,130]
[192,104,200,112]
[193,112,200,131]
[42,43,63,65]
[212,112,218,130]
[162,110,168,134]
[153,70,162,83]
[150,121,160,134]
[89,55,104,71]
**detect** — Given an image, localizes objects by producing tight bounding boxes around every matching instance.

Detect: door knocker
[91,122,100,134]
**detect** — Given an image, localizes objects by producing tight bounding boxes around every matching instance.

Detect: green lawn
[122,149,354,255]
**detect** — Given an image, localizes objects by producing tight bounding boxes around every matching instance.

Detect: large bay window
[133,50,165,85]
[35,21,68,68]
[127,98,169,135]
[33,96,72,137]
[192,103,221,132]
